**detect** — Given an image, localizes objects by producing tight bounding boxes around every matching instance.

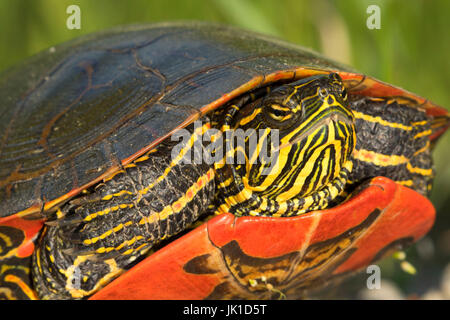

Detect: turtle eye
[262,84,303,128]
[267,104,294,122]
[319,88,328,98]
[264,102,300,129]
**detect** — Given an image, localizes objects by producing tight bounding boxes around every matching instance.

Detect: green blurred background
[0,0,448,299]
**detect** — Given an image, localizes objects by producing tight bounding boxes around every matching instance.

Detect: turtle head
[217,73,356,216]
[262,73,351,130]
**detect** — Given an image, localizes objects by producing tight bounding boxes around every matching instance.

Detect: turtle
[0,22,448,300]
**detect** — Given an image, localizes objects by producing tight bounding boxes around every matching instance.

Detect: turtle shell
[0,22,448,299]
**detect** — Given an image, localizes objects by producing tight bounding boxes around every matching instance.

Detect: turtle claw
[58,230,84,244]
[62,245,122,261]
[90,250,122,261]
[45,214,84,227]
[62,247,94,257]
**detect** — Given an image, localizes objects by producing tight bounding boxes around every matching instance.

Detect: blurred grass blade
[212,0,279,36]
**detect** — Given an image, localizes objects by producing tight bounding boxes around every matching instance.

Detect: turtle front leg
[32,136,215,299]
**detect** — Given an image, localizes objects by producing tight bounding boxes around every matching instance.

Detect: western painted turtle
[0,22,448,300]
